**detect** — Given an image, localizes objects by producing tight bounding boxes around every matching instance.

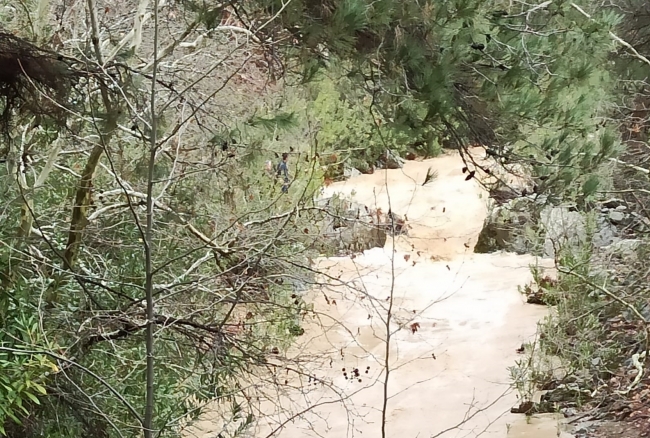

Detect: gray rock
[344,166,362,179]
[381,210,408,236]
[475,197,539,254]
[592,223,617,248]
[541,206,587,258]
[603,239,641,259]
[315,198,388,255]
[607,210,627,225]
[335,224,387,253]
[593,214,618,248]
[476,194,627,256]
[561,407,578,418]
[382,149,405,169]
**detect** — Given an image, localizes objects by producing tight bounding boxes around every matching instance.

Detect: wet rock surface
[315,199,409,256]
[375,148,405,169]
[474,196,542,255]
[540,206,587,258]
[475,194,648,257]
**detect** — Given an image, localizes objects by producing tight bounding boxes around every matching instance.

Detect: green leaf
[24,391,40,405]
[5,409,20,424]
[582,175,600,197]
[30,381,47,395]
[247,112,299,131]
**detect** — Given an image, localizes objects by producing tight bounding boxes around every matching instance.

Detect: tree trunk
[63,142,107,268]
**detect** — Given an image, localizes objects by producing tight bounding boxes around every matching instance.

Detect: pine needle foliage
[250,0,625,196]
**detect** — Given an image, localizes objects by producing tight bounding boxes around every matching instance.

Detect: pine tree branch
[571,2,650,68]
[153,251,212,290]
[608,157,650,174]
[82,312,229,349]
[505,0,552,18]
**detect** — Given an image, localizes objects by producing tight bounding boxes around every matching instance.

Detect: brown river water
[185,151,572,438]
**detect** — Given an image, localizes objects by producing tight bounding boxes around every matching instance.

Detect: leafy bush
[308,75,435,173]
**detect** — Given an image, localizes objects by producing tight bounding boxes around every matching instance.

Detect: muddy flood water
[185,151,571,438]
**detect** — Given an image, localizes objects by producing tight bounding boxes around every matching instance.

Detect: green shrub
[308,75,435,168]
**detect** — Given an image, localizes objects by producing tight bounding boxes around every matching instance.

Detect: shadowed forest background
[1,0,650,437]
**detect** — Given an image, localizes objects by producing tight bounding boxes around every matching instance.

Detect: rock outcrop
[314,199,383,255]
[474,196,542,255]
[315,198,408,255]
[376,149,405,170]
[475,194,649,258]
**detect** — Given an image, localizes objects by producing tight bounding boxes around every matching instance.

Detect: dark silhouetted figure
[277,152,290,193]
